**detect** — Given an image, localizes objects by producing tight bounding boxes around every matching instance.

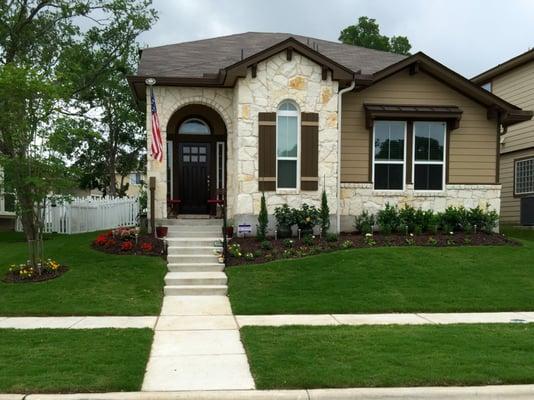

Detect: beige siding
[500,148,534,224]
[491,61,534,154]
[341,69,497,184]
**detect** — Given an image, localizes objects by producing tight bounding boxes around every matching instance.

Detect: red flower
[140,242,153,252]
[107,231,113,237]
[105,239,116,248]
[121,241,134,251]
[95,234,108,246]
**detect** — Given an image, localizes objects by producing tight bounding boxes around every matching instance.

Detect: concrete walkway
[141,296,255,391]
[0,316,156,329]
[11,384,534,399]
[1,311,533,329]
[236,311,534,326]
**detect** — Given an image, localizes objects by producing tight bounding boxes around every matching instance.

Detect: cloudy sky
[138,0,534,78]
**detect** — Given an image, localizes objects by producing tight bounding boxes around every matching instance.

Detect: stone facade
[339,183,501,232]
[146,86,234,220]
[231,52,339,227]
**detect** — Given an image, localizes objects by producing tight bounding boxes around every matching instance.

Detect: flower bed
[3,259,68,283]
[91,227,165,257]
[225,232,518,267]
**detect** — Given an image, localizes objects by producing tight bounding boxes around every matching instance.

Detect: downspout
[336,79,356,233]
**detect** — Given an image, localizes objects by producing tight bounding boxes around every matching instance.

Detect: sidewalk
[9,384,534,399]
[1,312,532,329]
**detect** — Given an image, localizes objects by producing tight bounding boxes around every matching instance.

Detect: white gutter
[336,79,356,233]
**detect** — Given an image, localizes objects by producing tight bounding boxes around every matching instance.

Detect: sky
[138,0,534,78]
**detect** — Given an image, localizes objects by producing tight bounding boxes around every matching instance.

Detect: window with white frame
[178,118,210,135]
[373,121,406,190]
[130,173,142,185]
[413,121,446,191]
[515,158,534,195]
[276,100,299,189]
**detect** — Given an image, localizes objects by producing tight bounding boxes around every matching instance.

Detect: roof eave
[472,49,534,84]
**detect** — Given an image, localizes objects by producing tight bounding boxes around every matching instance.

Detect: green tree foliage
[319,190,330,235]
[0,0,156,267]
[339,17,412,55]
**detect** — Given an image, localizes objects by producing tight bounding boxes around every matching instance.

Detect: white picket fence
[16,196,140,234]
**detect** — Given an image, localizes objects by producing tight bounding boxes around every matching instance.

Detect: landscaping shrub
[274,204,294,238]
[293,204,319,234]
[325,233,338,242]
[257,192,268,240]
[283,239,294,248]
[319,190,330,235]
[260,240,273,251]
[303,234,315,246]
[398,205,417,233]
[377,203,400,233]
[354,211,375,234]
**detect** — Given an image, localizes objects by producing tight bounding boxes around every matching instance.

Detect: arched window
[277,100,299,189]
[178,118,210,135]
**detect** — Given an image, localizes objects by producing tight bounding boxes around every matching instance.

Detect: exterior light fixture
[145,77,156,86]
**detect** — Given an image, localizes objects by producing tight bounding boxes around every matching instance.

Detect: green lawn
[0,232,166,316]
[0,328,153,393]
[241,324,534,389]
[228,228,534,314]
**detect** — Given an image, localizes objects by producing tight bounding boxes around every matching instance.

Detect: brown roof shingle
[137,32,406,78]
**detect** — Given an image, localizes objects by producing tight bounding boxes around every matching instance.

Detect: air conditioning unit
[520,197,534,226]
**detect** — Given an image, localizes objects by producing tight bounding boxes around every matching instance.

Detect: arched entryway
[166,104,227,215]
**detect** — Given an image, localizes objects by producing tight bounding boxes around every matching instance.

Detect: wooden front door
[179,143,210,214]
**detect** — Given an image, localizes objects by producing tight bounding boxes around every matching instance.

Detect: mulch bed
[225,232,519,267]
[91,234,165,257]
[3,265,69,284]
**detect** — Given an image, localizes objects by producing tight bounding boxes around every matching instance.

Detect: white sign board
[237,224,252,236]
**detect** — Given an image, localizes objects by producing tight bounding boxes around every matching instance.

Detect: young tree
[339,16,412,55]
[257,192,268,241]
[0,0,156,269]
[319,189,330,236]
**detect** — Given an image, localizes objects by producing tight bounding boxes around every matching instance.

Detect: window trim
[514,156,534,196]
[412,121,447,192]
[372,120,407,192]
[276,100,300,191]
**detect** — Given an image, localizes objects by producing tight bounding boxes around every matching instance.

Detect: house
[472,49,534,226]
[128,32,532,233]
[74,172,146,199]
[0,167,16,231]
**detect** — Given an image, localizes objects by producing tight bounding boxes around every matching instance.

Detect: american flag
[150,88,163,162]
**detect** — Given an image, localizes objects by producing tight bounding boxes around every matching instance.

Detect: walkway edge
[19,384,534,400]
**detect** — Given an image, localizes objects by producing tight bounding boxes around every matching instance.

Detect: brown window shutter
[301,112,319,191]
[258,112,276,191]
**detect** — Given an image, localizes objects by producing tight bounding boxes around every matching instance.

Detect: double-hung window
[373,121,406,190]
[276,101,299,189]
[515,158,534,195]
[413,121,446,191]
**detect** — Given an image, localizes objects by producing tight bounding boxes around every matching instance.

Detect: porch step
[165,238,223,248]
[166,225,222,233]
[168,254,221,264]
[164,285,227,296]
[167,246,222,256]
[165,272,227,286]
[167,263,224,272]
[160,218,223,226]
[166,230,223,238]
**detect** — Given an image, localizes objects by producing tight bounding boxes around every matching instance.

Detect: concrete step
[168,254,220,264]
[165,238,223,247]
[166,225,223,232]
[167,263,224,272]
[165,271,227,286]
[166,230,223,238]
[164,285,228,296]
[167,246,222,256]
[161,218,223,226]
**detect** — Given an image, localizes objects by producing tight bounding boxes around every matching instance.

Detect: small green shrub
[325,233,338,242]
[260,240,273,250]
[283,238,294,248]
[405,233,416,246]
[341,239,353,249]
[319,190,330,235]
[398,205,417,233]
[293,203,320,231]
[257,192,268,240]
[363,233,376,247]
[244,252,255,261]
[440,206,464,232]
[253,249,263,258]
[227,243,242,258]
[274,204,294,228]
[414,225,423,235]
[377,203,400,233]
[302,234,315,246]
[427,236,438,246]
[354,211,375,234]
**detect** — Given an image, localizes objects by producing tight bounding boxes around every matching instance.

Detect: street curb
[13,384,534,399]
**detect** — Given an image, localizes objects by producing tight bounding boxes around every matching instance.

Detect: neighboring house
[74,172,146,199]
[473,49,534,226]
[0,167,16,231]
[128,32,531,232]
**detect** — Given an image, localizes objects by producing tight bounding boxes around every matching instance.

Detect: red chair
[208,189,224,217]
[167,198,181,217]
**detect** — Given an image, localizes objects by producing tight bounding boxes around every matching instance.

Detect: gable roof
[472,48,534,84]
[136,32,405,79]
[361,52,532,127]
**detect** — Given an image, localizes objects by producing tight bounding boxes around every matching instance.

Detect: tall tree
[0,0,156,268]
[339,17,412,55]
